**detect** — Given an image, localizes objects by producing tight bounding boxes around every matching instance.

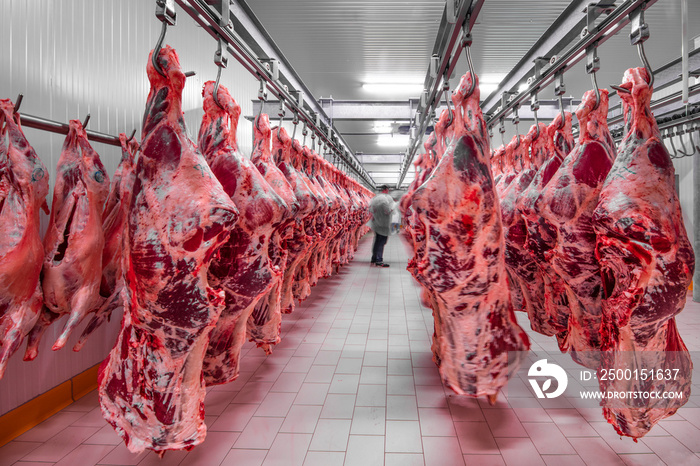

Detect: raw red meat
[197,82,283,385]
[278,137,319,315]
[75,132,138,351]
[98,47,239,453]
[248,115,296,352]
[495,138,518,197]
[500,134,549,334]
[491,145,505,185]
[537,89,616,368]
[409,73,530,398]
[25,119,110,358]
[517,112,574,341]
[0,99,49,378]
[593,68,693,437]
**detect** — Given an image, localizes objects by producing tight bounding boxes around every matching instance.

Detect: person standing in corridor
[368,185,395,267]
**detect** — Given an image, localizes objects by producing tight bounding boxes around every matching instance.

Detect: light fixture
[372,121,393,133]
[377,134,410,147]
[518,82,529,93]
[362,83,425,94]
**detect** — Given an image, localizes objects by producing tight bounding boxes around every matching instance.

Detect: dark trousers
[371,233,388,263]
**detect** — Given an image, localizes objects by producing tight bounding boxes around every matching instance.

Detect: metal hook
[499,117,506,147]
[676,125,694,156]
[213,65,224,110]
[255,79,267,130]
[277,100,285,141]
[694,124,700,153]
[667,128,679,157]
[530,92,540,140]
[13,93,23,114]
[461,22,476,97]
[443,76,453,126]
[554,73,566,129]
[291,112,299,141]
[591,73,601,111]
[302,122,308,145]
[637,42,654,88]
[512,105,520,148]
[152,21,168,77]
[127,129,137,142]
[82,113,91,129]
[586,45,601,110]
[610,84,631,94]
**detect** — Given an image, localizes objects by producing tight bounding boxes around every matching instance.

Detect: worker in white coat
[368,185,395,267]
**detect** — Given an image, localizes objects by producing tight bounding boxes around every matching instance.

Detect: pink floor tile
[14,412,87,443]
[618,453,666,466]
[0,441,42,466]
[255,392,297,417]
[309,419,351,451]
[567,437,625,466]
[173,432,239,466]
[280,405,323,434]
[328,374,360,394]
[320,394,356,419]
[233,417,284,449]
[71,408,108,428]
[422,436,465,466]
[494,437,546,466]
[541,455,586,466]
[263,433,313,466]
[387,375,416,395]
[305,365,336,384]
[350,406,386,435]
[344,435,384,466]
[303,451,345,466]
[294,383,330,405]
[454,422,499,454]
[83,425,123,446]
[21,426,100,463]
[483,408,528,438]
[209,403,259,432]
[415,385,448,409]
[313,350,342,366]
[521,423,576,455]
[386,420,422,453]
[96,443,147,465]
[419,407,457,437]
[640,436,700,466]
[385,453,425,466]
[220,449,267,466]
[232,381,273,404]
[462,454,506,465]
[270,372,308,393]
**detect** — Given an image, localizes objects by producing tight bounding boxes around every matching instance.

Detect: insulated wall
[0,0,261,415]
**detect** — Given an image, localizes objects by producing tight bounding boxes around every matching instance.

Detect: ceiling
[246,0,700,188]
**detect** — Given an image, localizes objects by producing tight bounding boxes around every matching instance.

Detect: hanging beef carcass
[310,153,341,283]
[410,73,530,398]
[517,112,574,343]
[248,116,296,352]
[278,137,319,314]
[495,137,518,197]
[537,90,616,367]
[75,133,138,351]
[500,133,551,334]
[491,145,505,186]
[98,47,239,453]
[593,68,693,438]
[0,100,49,378]
[198,82,283,384]
[24,120,110,359]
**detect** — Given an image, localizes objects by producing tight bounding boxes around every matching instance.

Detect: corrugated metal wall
[0,0,262,416]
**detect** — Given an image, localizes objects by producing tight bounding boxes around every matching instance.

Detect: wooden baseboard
[0,363,101,447]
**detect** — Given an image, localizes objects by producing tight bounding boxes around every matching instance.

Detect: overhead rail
[9,94,132,148]
[172,0,375,188]
[484,0,658,128]
[396,0,485,189]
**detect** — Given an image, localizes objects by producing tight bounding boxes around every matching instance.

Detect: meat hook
[530,92,540,140]
[512,105,520,149]
[554,74,566,129]
[637,42,654,88]
[302,122,308,146]
[443,78,453,127]
[255,78,267,130]
[152,21,169,77]
[586,45,601,110]
[667,128,680,158]
[694,123,700,153]
[610,84,631,94]
[127,129,137,142]
[461,22,476,97]
[291,112,299,141]
[82,113,91,129]
[13,93,23,114]
[676,125,694,157]
[277,100,286,141]
[213,65,224,110]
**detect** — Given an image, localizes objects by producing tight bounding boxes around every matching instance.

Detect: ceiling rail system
[483,0,659,128]
[173,0,375,188]
[396,0,485,189]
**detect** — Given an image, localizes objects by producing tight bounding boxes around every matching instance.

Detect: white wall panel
[0,0,262,415]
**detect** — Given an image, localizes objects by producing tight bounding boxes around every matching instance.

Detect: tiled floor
[2,235,700,466]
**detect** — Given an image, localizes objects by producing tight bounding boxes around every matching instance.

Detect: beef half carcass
[198,82,283,385]
[278,137,319,314]
[517,112,574,343]
[593,68,693,438]
[500,134,550,334]
[0,99,49,379]
[75,133,138,351]
[25,120,110,359]
[410,73,530,399]
[98,47,239,453]
[248,116,296,352]
[537,89,616,368]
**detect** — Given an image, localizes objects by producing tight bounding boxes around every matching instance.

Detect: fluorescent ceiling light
[479,83,498,96]
[363,83,424,94]
[518,83,529,93]
[377,134,410,147]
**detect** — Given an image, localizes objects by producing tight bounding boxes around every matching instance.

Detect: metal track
[485,0,659,126]
[396,0,485,188]
[175,0,375,188]
[17,113,122,147]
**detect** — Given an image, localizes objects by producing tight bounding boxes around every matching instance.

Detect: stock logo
[528,359,568,399]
